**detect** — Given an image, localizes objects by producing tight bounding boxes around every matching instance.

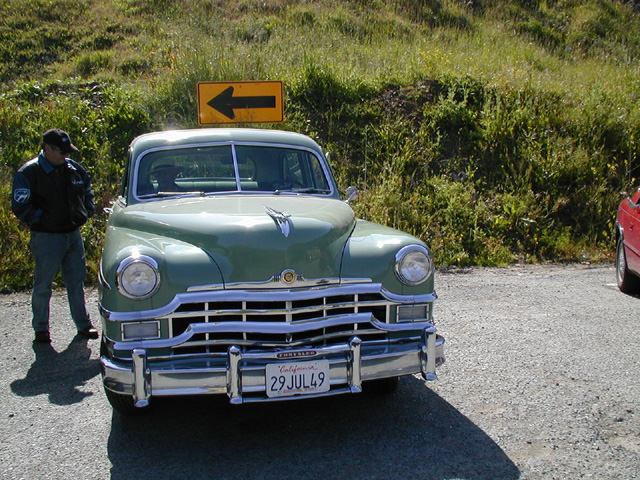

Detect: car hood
[112,195,356,284]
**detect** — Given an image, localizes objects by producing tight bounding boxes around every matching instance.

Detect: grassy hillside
[2,0,640,290]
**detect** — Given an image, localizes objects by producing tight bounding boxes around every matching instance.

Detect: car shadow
[107,377,519,480]
[10,338,101,405]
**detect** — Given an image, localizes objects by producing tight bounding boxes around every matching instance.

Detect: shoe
[77,326,99,339]
[34,331,51,343]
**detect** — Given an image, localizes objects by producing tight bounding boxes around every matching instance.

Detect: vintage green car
[99,128,445,413]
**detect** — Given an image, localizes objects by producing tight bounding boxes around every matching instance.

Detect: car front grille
[165,291,393,355]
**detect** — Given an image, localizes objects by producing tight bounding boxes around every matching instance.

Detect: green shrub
[2,0,640,289]
[74,51,113,76]
[0,80,150,288]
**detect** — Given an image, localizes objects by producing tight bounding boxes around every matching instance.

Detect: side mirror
[345,186,358,204]
[103,199,116,215]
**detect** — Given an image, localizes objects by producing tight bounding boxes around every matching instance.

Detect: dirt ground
[1,263,638,479]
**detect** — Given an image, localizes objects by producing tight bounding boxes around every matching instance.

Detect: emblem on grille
[264,205,292,237]
[277,350,318,359]
[281,269,297,284]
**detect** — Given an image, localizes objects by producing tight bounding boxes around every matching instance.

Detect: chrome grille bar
[106,284,437,361]
[167,298,391,320]
[166,290,394,348]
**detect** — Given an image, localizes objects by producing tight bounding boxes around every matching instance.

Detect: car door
[624,190,640,273]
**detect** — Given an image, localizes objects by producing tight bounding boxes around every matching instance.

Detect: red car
[615,187,640,293]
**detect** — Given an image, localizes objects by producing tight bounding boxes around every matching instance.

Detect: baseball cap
[42,129,78,154]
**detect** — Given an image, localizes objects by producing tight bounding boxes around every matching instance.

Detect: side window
[309,154,330,190]
[279,150,330,190]
[287,150,330,190]
[282,152,303,186]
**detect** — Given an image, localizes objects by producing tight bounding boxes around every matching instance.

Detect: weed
[1,0,640,289]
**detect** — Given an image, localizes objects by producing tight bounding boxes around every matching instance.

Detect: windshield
[134,144,332,199]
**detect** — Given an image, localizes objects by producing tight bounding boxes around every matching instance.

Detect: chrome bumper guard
[101,317,445,407]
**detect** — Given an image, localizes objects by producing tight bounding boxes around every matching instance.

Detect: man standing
[11,129,98,343]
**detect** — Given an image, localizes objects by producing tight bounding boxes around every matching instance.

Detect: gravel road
[1,263,638,479]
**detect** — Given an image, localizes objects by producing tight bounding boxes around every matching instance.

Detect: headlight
[117,255,160,299]
[394,245,434,286]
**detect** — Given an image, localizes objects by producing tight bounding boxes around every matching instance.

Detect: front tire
[616,236,640,294]
[104,387,147,415]
[101,337,149,415]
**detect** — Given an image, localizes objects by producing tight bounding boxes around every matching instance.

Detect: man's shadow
[10,337,101,405]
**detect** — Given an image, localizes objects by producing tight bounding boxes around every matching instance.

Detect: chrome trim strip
[382,290,437,304]
[422,329,437,381]
[108,313,435,351]
[101,283,436,322]
[186,275,345,292]
[98,260,112,290]
[227,346,242,404]
[132,349,150,407]
[341,277,374,285]
[101,333,445,406]
[349,337,362,393]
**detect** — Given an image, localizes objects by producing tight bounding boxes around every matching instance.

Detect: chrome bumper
[101,328,445,407]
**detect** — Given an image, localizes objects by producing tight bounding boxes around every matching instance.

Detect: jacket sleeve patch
[13,188,30,203]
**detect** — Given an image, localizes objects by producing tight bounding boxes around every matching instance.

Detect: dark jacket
[11,152,95,233]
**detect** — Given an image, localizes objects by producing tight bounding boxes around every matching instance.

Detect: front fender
[341,220,435,296]
[99,226,223,313]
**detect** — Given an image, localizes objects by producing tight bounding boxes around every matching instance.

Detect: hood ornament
[264,205,292,237]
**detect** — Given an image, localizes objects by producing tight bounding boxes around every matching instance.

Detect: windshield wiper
[138,191,204,198]
[292,188,331,194]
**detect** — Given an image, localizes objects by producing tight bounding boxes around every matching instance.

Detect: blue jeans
[29,230,92,333]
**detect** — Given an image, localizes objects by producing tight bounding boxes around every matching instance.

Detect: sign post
[197,81,284,125]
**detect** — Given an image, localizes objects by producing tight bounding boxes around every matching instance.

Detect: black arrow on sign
[207,86,276,120]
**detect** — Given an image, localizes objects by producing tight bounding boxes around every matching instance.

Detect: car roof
[129,128,324,156]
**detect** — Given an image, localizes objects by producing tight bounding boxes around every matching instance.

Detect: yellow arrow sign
[197,81,284,125]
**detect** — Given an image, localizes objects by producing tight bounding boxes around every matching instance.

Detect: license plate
[266,360,330,398]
